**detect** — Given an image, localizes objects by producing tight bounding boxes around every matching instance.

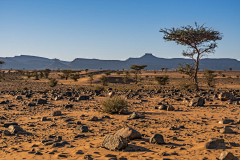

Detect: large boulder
[102,134,128,150]
[219,92,237,101]
[189,97,205,107]
[115,127,141,140]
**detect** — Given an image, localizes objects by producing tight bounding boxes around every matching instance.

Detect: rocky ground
[0,72,240,160]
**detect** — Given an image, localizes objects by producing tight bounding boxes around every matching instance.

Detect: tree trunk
[194,53,200,90]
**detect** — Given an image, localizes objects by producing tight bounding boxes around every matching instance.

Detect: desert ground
[0,70,240,160]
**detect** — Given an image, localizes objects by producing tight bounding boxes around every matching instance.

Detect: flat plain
[0,70,240,160]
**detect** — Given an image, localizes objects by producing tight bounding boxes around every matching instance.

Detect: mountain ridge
[0,53,239,70]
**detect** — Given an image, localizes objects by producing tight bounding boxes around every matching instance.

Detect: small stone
[88,116,98,121]
[52,111,61,116]
[15,96,22,100]
[204,140,219,149]
[219,126,233,134]
[8,125,24,134]
[128,112,140,119]
[219,151,235,160]
[115,127,141,140]
[167,105,175,111]
[149,134,165,144]
[75,125,88,132]
[37,99,47,104]
[158,105,167,110]
[41,117,47,121]
[189,97,205,107]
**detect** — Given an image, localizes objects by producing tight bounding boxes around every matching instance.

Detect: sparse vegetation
[94,85,104,92]
[49,78,58,87]
[203,69,217,87]
[155,75,169,85]
[101,96,128,114]
[100,75,108,86]
[130,64,147,84]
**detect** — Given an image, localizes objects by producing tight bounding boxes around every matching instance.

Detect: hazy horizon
[1,0,240,61]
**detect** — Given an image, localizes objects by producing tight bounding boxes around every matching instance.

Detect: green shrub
[22,87,28,90]
[203,69,217,87]
[154,75,169,85]
[70,74,80,81]
[178,80,195,90]
[100,75,108,86]
[49,78,58,87]
[101,96,128,114]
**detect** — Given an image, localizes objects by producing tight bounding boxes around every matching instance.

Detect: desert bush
[58,74,65,79]
[33,74,39,80]
[94,85,105,92]
[116,70,122,75]
[49,78,58,87]
[87,72,95,85]
[104,70,111,76]
[76,86,85,90]
[22,87,28,90]
[70,74,80,81]
[222,74,226,77]
[61,70,72,80]
[203,69,217,87]
[178,80,195,90]
[154,75,169,85]
[100,75,108,86]
[101,96,128,114]
[44,69,51,78]
[43,88,50,93]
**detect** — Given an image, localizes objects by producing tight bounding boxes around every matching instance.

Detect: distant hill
[0,53,240,70]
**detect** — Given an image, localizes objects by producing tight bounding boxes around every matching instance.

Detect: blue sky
[0,0,240,61]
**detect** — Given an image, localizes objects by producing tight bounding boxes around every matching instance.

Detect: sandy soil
[0,70,240,160]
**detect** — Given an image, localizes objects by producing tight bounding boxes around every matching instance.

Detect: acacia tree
[130,64,147,84]
[160,22,222,90]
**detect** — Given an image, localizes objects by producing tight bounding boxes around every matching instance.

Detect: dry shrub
[101,96,128,114]
[49,78,58,87]
[94,85,105,92]
[178,79,195,90]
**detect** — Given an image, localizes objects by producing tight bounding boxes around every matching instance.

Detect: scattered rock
[219,126,234,134]
[115,127,141,140]
[219,92,237,101]
[102,134,128,150]
[8,125,24,134]
[149,134,165,144]
[167,105,175,111]
[75,125,88,132]
[204,140,219,149]
[189,97,205,107]
[52,111,61,116]
[128,112,140,119]
[219,151,235,160]
[88,116,98,121]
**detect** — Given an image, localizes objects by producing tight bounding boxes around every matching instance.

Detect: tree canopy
[160,22,223,90]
